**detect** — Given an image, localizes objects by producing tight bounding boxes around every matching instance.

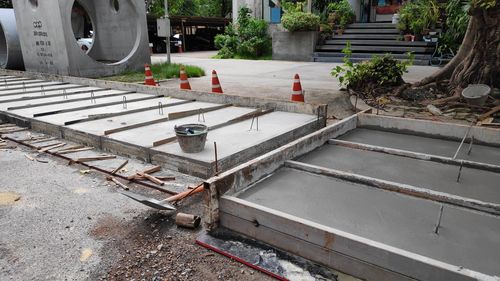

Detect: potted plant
[328,0,355,35]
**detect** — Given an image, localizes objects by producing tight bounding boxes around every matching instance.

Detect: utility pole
[164,0,171,64]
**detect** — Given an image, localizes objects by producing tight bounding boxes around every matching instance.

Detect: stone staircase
[313,22,436,65]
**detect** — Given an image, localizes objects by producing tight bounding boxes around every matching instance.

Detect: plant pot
[337,29,344,36]
[429,31,437,36]
[404,34,413,41]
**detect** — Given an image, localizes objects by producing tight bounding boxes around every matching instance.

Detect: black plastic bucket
[174,124,208,153]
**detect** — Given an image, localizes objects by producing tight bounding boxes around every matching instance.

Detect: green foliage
[214,7,271,59]
[281,0,308,13]
[313,0,338,12]
[320,23,333,34]
[282,12,321,32]
[439,0,470,54]
[327,0,355,28]
[398,0,440,34]
[472,0,497,9]
[147,0,231,18]
[102,63,205,83]
[331,43,414,90]
[0,0,12,8]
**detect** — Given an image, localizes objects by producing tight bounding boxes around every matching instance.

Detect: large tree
[147,0,231,18]
[416,0,499,93]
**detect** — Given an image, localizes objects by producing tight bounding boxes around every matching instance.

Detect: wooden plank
[137,172,165,186]
[103,104,232,135]
[56,147,94,155]
[479,105,500,121]
[39,143,66,152]
[71,155,116,163]
[26,137,58,144]
[127,165,162,180]
[111,160,129,174]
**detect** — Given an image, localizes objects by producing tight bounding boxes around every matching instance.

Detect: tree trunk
[415,6,500,90]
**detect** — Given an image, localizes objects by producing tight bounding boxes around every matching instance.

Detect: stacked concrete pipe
[0,9,24,70]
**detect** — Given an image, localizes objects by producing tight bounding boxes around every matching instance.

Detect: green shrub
[331,43,414,90]
[397,0,439,34]
[438,0,470,54]
[327,0,355,28]
[282,12,321,32]
[214,7,271,59]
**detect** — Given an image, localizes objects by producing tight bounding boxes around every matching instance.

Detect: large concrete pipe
[0,9,24,70]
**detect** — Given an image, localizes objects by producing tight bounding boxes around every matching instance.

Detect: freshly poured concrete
[0,86,101,102]
[154,111,317,162]
[0,82,65,94]
[0,90,127,111]
[109,106,255,147]
[66,100,218,135]
[237,167,500,277]
[36,97,185,126]
[340,128,500,166]
[297,144,500,204]
[10,93,151,118]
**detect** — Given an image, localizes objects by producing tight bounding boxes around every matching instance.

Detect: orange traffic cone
[179,66,191,90]
[211,70,223,94]
[144,64,156,86]
[291,74,304,102]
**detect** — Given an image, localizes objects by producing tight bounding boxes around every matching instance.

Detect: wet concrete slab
[0,82,67,94]
[109,106,255,147]
[0,86,101,102]
[340,128,500,166]
[296,144,500,204]
[237,167,500,277]
[37,97,185,126]
[0,90,127,111]
[153,111,317,162]
[9,93,152,118]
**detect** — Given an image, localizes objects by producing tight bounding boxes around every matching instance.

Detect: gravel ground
[0,140,271,281]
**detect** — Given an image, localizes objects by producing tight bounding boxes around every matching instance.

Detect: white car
[77,38,93,52]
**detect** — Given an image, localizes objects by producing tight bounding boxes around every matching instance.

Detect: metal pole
[164,0,171,64]
[434,205,444,235]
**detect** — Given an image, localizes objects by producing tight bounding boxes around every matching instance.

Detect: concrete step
[343,29,399,34]
[331,34,400,40]
[313,56,430,65]
[313,52,431,60]
[346,23,396,29]
[323,39,435,47]
[317,45,434,53]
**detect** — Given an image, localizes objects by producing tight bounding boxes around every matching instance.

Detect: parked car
[77,38,93,52]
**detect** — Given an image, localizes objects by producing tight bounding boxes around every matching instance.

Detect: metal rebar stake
[467,136,474,155]
[62,89,68,99]
[453,120,474,160]
[90,90,96,103]
[3,79,7,89]
[158,102,164,115]
[434,205,444,235]
[122,96,127,109]
[214,141,219,176]
[198,109,205,122]
[40,85,45,96]
[456,160,464,183]
[249,115,259,131]
[22,82,26,92]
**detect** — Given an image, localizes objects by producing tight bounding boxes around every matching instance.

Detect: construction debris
[106,176,129,191]
[70,155,116,164]
[111,160,129,175]
[175,213,201,229]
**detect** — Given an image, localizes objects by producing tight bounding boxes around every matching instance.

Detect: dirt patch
[91,196,272,281]
[90,216,130,240]
[0,192,21,205]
